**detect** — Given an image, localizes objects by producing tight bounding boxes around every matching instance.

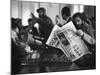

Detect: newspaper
[46,21,90,61]
[46,25,63,50]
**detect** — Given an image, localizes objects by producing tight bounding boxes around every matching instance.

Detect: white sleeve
[83,32,95,45]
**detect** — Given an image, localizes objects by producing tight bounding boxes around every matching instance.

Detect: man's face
[38,10,45,18]
[74,17,83,29]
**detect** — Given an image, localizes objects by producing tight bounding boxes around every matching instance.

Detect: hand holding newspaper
[46,21,90,61]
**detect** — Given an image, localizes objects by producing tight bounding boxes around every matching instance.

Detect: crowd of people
[11,6,96,74]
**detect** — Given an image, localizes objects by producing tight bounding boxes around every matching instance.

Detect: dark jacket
[37,15,53,42]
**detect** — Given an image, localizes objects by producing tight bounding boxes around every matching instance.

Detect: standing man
[31,7,53,43]
[61,7,72,24]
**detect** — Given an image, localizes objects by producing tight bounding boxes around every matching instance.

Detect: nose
[76,22,80,25]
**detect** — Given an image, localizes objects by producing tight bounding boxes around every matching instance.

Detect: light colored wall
[11,1,91,26]
[84,5,95,17]
[11,0,19,18]
[11,0,39,26]
[22,1,30,25]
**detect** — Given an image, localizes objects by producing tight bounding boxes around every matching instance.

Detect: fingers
[76,30,84,36]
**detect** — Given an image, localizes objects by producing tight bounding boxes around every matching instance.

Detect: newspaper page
[46,22,90,61]
[56,21,90,61]
[46,25,63,50]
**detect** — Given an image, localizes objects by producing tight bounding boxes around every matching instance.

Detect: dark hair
[15,18,22,23]
[11,18,22,30]
[28,18,33,22]
[72,12,86,22]
[72,12,91,25]
[37,7,46,13]
[61,7,70,17]
[11,18,18,30]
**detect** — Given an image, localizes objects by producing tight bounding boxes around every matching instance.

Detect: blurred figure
[72,12,96,69]
[81,12,92,25]
[54,7,72,27]
[26,18,43,51]
[31,7,53,43]
[11,18,28,74]
[11,17,41,74]
[61,7,72,24]
[28,18,39,36]
[55,7,72,26]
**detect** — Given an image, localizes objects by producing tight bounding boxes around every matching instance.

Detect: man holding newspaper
[46,7,95,69]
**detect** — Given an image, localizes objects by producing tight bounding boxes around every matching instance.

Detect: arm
[20,19,37,34]
[76,30,95,45]
[82,31,95,45]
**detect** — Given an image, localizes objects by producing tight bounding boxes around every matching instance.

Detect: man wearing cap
[31,7,53,43]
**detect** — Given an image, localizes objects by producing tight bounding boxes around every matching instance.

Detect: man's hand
[25,46,33,53]
[55,15,61,24]
[30,13,38,23]
[76,30,95,45]
[30,13,36,19]
[76,30,84,37]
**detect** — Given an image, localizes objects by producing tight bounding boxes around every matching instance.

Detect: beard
[39,14,45,18]
[75,24,83,30]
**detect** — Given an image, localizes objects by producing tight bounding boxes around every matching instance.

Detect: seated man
[11,17,42,74]
[31,7,53,43]
[11,18,29,74]
[72,12,96,69]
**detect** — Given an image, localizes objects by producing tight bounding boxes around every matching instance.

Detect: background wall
[11,0,96,26]
[84,5,96,18]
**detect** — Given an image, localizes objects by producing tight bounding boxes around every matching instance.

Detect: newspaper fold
[46,21,90,61]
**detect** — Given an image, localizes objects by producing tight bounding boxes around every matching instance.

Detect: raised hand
[75,29,84,37]
[55,15,61,24]
[30,13,36,19]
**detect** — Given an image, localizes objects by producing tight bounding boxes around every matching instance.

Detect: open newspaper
[46,21,90,61]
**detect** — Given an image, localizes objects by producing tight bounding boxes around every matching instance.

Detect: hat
[37,7,46,13]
